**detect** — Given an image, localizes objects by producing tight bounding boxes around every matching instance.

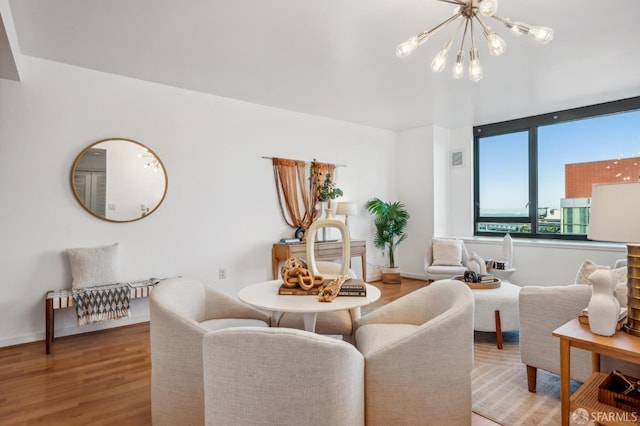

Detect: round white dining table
[238,279,381,333]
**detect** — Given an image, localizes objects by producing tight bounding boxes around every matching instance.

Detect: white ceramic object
[502,233,513,267]
[587,266,620,336]
[468,252,487,275]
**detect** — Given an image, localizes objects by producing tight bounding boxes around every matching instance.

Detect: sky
[479,109,640,214]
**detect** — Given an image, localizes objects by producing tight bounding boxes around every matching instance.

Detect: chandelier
[396,0,553,82]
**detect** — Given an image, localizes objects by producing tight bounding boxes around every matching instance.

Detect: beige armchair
[202,327,364,426]
[424,238,471,281]
[520,277,640,392]
[354,279,474,425]
[278,218,359,340]
[149,277,270,426]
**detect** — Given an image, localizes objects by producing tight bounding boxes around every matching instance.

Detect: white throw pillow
[67,243,121,289]
[431,239,463,266]
[575,259,626,285]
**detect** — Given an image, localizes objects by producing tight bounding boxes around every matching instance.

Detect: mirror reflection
[71,138,168,222]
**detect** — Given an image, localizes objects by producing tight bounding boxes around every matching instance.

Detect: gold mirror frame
[70,138,168,223]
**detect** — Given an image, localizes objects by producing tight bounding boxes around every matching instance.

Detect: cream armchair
[354,279,474,425]
[149,277,270,426]
[424,238,472,281]
[520,279,640,392]
[202,327,364,426]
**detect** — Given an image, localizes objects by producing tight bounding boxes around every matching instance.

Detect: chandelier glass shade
[396,0,553,82]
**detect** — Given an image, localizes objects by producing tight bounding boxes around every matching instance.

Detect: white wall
[0,56,397,346]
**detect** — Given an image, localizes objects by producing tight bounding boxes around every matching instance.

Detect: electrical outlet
[218,268,227,279]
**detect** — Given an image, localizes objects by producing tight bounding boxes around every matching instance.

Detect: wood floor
[0,278,498,425]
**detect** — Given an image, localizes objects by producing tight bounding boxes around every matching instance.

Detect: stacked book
[278,285,320,295]
[278,278,367,296]
[579,307,628,330]
[478,274,496,283]
[338,279,367,297]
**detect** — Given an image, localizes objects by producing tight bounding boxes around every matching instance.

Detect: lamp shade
[336,202,358,217]
[588,182,640,243]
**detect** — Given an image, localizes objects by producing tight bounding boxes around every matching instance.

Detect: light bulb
[452,51,465,79]
[431,48,449,72]
[469,48,483,82]
[479,0,499,17]
[430,39,452,73]
[396,36,419,58]
[485,30,506,56]
[529,26,554,44]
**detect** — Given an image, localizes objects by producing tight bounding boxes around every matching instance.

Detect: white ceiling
[5,0,640,130]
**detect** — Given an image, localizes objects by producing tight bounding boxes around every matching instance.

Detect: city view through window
[475,104,640,238]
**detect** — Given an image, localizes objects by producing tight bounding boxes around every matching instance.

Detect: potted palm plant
[365,198,410,283]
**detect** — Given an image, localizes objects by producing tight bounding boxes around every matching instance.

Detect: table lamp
[336,202,358,229]
[588,182,640,336]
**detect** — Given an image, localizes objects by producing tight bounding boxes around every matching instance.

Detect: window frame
[473,96,640,240]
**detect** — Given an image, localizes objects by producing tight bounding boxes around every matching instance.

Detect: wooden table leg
[560,338,570,426]
[494,310,503,349]
[361,253,367,282]
[526,365,537,393]
[45,298,54,354]
[592,352,601,373]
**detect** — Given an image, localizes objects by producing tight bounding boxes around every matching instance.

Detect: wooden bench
[45,279,159,354]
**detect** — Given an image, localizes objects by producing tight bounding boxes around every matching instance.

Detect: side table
[272,240,366,281]
[490,267,516,281]
[553,318,640,426]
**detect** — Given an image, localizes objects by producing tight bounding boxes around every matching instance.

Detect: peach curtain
[272,158,316,229]
[272,158,337,229]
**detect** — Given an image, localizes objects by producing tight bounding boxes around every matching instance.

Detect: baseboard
[366,271,429,282]
[400,272,430,280]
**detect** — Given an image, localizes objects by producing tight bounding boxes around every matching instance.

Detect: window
[474,97,640,239]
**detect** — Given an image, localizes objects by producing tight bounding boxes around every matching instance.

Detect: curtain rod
[261,156,346,167]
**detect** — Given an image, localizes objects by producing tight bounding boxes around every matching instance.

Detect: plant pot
[382,267,401,284]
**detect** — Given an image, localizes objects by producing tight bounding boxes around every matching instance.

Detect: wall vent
[451,150,464,168]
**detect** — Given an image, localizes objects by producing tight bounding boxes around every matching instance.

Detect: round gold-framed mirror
[71,138,168,222]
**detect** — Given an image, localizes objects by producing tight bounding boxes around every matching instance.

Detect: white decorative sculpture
[501,233,513,268]
[587,266,620,336]
[467,252,487,275]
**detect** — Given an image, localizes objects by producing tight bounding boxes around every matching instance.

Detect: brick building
[566,157,640,198]
[561,156,640,234]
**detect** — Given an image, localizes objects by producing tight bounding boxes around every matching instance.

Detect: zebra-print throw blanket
[72,283,131,326]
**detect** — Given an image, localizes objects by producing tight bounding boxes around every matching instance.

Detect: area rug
[472,331,581,426]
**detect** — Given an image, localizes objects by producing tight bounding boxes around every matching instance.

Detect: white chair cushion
[200,318,269,331]
[425,265,467,276]
[431,238,463,266]
[278,310,354,335]
[355,323,419,356]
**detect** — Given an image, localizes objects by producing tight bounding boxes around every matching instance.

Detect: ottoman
[471,281,521,349]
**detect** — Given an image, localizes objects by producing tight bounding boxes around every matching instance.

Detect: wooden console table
[553,318,640,426]
[272,240,366,281]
